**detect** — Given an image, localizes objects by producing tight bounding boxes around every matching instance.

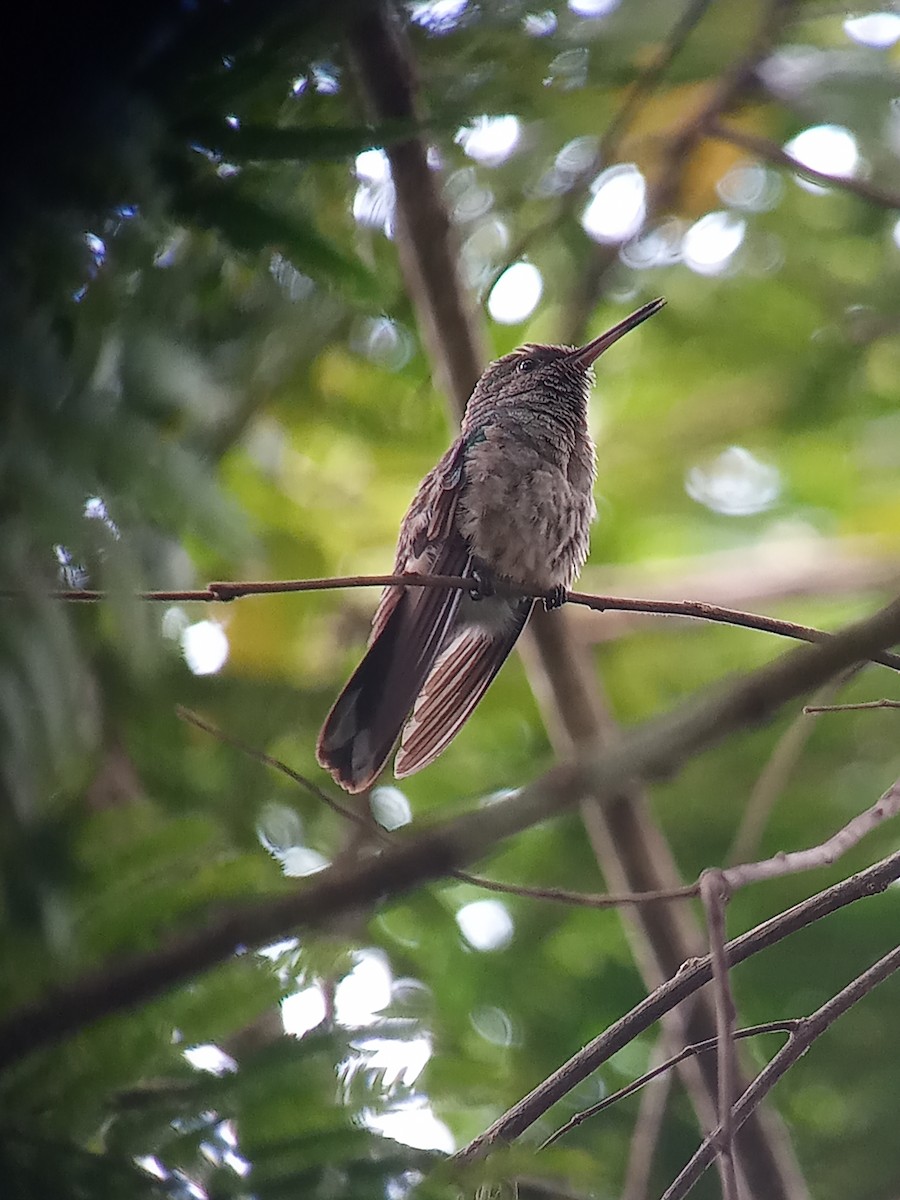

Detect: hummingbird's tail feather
[395,598,533,779]
[316,539,471,793]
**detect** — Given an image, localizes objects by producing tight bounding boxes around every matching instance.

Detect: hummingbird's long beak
[568,297,666,367]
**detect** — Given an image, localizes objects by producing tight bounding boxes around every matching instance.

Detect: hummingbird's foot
[469,568,496,602]
[542,585,568,612]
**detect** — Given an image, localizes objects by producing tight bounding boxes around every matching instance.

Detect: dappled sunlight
[410,0,468,35]
[353,148,395,235]
[335,950,393,1023]
[281,984,327,1036]
[281,949,450,1153]
[184,1044,238,1075]
[10,1,900,1196]
[367,1103,455,1153]
[568,0,620,17]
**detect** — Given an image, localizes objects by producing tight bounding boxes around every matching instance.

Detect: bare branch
[598,0,716,161]
[180,711,698,909]
[451,848,900,1167]
[4,592,900,1069]
[543,1022,798,1150]
[722,776,900,891]
[176,706,365,827]
[14,571,900,672]
[661,944,900,1200]
[804,698,900,713]
[709,121,900,209]
[453,871,698,908]
[700,870,738,1200]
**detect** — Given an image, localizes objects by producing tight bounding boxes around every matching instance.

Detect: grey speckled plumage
[317,298,666,792]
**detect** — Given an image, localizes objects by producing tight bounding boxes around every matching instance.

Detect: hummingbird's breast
[457,420,596,591]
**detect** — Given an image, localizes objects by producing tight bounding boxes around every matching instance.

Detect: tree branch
[709,121,900,209]
[700,871,738,1200]
[804,698,900,714]
[661,943,900,1200]
[16,572,900,671]
[451,847,900,1167]
[543,1021,798,1150]
[4,590,900,1070]
[722,775,900,890]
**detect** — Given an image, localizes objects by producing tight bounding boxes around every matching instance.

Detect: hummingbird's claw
[469,567,495,602]
[543,585,568,611]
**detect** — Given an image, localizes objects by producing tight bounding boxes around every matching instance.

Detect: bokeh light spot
[685,446,781,516]
[184,1044,237,1075]
[353,149,395,235]
[335,950,393,1023]
[456,899,514,950]
[682,211,746,276]
[181,620,229,675]
[524,9,557,35]
[371,785,413,829]
[784,124,859,192]
[844,11,900,48]
[456,115,521,166]
[581,163,646,243]
[487,261,543,324]
[410,0,468,34]
[568,0,620,15]
[282,985,327,1036]
[471,1005,516,1046]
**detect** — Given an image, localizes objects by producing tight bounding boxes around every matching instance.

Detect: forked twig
[543,1021,797,1149]
[661,945,900,1200]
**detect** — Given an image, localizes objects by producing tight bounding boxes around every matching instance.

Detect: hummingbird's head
[465,297,666,424]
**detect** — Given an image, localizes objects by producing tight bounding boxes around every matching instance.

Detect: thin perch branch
[722,776,900,891]
[14,572,900,672]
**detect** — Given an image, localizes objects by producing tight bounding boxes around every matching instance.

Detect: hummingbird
[317,297,666,793]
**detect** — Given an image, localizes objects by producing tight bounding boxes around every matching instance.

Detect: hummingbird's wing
[394,597,533,779]
[316,439,473,793]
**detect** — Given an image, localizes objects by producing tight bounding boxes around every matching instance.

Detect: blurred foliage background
[3,0,900,1197]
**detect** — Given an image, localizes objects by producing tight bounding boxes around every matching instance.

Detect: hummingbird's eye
[516,357,536,373]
